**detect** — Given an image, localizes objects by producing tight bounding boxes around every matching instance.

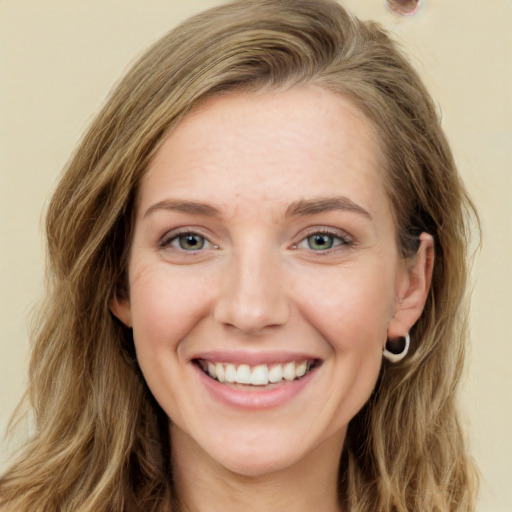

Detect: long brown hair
[1,1,478,510]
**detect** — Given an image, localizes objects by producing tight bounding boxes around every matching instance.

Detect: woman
[0,0,479,510]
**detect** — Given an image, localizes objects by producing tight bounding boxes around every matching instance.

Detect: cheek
[315,281,388,432]
[293,262,395,353]
[291,264,393,421]
[129,264,214,360]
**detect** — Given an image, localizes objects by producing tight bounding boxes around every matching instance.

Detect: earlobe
[387,232,434,339]
[110,295,132,328]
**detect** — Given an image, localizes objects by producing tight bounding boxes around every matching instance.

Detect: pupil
[180,234,203,250]
[309,234,333,250]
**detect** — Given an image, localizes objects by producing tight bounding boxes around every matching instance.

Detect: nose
[213,243,290,334]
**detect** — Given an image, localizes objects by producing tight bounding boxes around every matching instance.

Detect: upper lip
[191,350,321,366]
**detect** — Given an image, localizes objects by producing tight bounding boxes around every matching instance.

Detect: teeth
[199,359,314,386]
[215,362,225,383]
[251,364,269,385]
[268,364,283,383]
[282,362,296,381]
[225,364,237,383]
[295,361,307,377]
[207,362,216,379]
[236,364,252,384]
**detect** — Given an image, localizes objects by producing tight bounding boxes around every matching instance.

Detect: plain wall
[1,1,510,510]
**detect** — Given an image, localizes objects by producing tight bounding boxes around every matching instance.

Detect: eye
[162,232,213,251]
[295,231,352,251]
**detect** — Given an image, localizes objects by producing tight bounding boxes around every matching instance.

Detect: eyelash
[159,228,353,253]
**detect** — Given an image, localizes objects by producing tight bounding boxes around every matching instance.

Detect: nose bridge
[214,237,289,333]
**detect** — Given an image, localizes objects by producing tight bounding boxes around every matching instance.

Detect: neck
[170,425,345,512]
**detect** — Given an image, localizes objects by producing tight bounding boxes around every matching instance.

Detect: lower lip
[195,364,317,410]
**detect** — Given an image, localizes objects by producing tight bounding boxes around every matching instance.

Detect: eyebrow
[143,199,223,219]
[142,196,371,221]
[285,196,372,219]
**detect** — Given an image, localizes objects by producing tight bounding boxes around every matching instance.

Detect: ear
[110,294,132,328]
[387,232,434,339]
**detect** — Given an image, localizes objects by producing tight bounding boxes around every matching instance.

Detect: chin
[213,448,305,479]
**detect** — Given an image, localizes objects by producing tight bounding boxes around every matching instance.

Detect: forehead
[139,86,390,223]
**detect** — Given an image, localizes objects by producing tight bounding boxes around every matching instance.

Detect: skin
[112,86,433,512]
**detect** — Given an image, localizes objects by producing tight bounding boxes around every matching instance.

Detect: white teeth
[282,361,296,381]
[268,364,283,383]
[295,361,307,377]
[215,362,225,383]
[199,359,314,386]
[236,364,252,384]
[207,362,216,379]
[251,364,269,386]
[225,363,237,383]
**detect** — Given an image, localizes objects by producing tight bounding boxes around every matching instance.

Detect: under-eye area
[195,359,321,386]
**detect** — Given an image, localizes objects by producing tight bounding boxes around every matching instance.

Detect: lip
[193,358,319,410]
[191,350,320,366]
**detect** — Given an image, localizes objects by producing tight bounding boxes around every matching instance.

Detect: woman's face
[112,86,427,477]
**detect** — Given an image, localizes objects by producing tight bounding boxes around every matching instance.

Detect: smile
[196,359,317,386]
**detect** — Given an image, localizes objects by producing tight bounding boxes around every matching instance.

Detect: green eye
[307,233,334,250]
[295,231,352,252]
[176,233,206,250]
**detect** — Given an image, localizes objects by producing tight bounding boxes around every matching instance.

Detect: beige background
[1,1,510,510]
